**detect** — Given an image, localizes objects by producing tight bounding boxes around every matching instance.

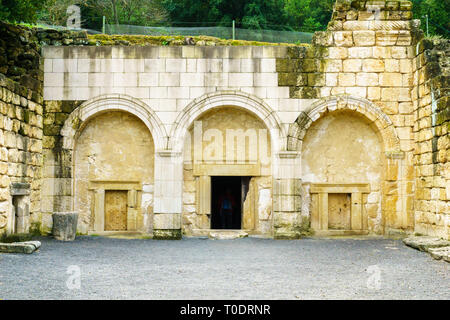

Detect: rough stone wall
[412,38,450,239]
[1,0,448,239]
[0,74,43,235]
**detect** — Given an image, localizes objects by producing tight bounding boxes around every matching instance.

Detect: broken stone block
[403,236,450,252]
[0,240,41,254]
[428,246,450,262]
[52,212,78,241]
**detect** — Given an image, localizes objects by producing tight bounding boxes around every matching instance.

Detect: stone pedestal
[52,212,78,241]
[273,152,304,239]
[153,151,183,240]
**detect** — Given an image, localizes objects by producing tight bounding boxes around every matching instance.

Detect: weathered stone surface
[0,240,40,254]
[52,212,78,241]
[428,246,450,262]
[403,236,450,252]
[0,1,448,242]
[209,230,248,240]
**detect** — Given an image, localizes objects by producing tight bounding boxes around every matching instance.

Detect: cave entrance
[211,176,250,229]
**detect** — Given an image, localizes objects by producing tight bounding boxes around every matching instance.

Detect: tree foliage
[0,0,46,23]
[0,0,448,37]
[411,0,449,37]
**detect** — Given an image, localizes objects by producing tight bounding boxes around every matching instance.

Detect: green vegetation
[0,0,448,37]
[87,33,305,46]
[411,0,449,37]
[0,0,45,23]
[0,232,33,243]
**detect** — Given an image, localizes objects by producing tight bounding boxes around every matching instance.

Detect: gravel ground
[0,236,448,300]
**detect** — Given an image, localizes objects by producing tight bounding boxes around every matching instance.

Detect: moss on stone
[153,229,182,240]
[0,232,33,243]
[87,33,307,47]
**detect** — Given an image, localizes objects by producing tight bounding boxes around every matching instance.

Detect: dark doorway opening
[211,176,243,229]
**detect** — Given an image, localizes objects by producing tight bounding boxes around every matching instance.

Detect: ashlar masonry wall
[0,0,447,240]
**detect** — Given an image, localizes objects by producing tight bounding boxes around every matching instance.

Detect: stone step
[208,230,249,240]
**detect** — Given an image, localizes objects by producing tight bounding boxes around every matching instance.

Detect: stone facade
[0,0,448,240]
[412,39,450,239]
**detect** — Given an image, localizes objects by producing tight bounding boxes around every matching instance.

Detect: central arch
[171,91,282,237]
[169,91,286,153]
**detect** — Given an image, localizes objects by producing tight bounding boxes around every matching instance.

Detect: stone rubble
[403,236,450,262]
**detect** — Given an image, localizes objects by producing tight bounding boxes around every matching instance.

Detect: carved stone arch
[287,95,402,155]
[169,90,286,153]
[61,94,168,151]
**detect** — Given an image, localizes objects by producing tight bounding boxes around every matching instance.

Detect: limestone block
[333,31,353,47]
[348,47,372,59]
[204,73,228,86]
[343,59,363,72]
[376,31,398,46]
[208,230,248,240]
[326,73,338,86]
[159,73,180,87]
[144,59,165,72]
[385,59,400,72]
[150,87,168,99]
[362,59,384,72]
[52,212,78,241]
[338,73,356,86]
[260,59,276,72]
[228,73,253,87]
[168,87,190,99]
[53,59,77,73]
[320,60,341,74]
[166,59,186,73]
[379,73,403,87]
[353,31,375,46]
[399,59,412,73]
[381,88,411,102]
[113,73,137,87]
[44,73,64,87]
[356,73,378,86]
[345,87,367,98]
[153,213,181,229]
[391,47,408,59]
[254,73,278,87]
[327,47,348,59]
[343,21,370,31]
[123,59,144,72]
[180,73,204,87]
[367,87,381,100]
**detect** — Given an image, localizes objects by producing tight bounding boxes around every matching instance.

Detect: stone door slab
[328,193,351,230]
[105,190,128,231]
